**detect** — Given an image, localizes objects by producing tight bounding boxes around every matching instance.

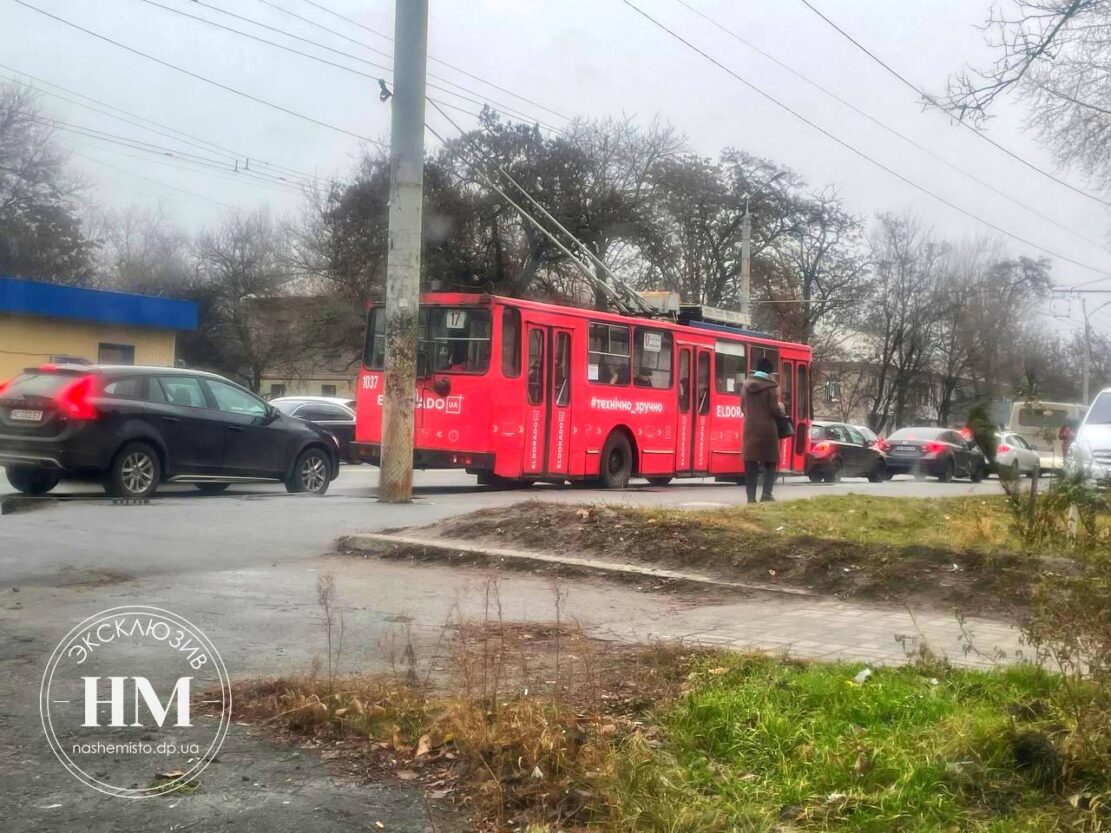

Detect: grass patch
[430,497,1067,616]
[694,494,1017,552]
[603,655,1110,832]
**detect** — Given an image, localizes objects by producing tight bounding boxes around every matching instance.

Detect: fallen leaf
[333,708,348,717]
[396,770,419,781]
[155,770,185,779]
[415,734,433,757]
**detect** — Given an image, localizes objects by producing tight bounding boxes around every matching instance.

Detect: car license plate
[893,445,917,454]
[9,409,43,422]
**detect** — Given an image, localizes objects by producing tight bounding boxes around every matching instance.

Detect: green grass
[644,494,1020,553]
[604,656,1107,832]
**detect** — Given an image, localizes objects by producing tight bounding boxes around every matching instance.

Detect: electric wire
[133,0,564,133]
[0,64,319,183]
[794,0,1111,209]
[12,0,388,148]
[619,0,1111,281]
[281,0,570,121]
[671,0,1106,252]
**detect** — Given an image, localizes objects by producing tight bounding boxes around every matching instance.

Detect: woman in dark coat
[741,356,786,503]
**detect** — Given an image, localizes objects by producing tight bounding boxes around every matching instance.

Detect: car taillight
[0,377,10,396]
[811,441,833,456]
[56,375,99,420]
[997,444,1011,453]
[875,438,889,451]
[924,441,946,454]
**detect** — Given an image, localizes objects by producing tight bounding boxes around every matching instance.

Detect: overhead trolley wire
[281,0,570,122]
[134,0,565,134]
[794,0,1111,209]
[12,0,388,148]
[671,0,1107,252]
[619,0,1111,281]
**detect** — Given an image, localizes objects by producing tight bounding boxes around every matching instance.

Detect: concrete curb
[337,532,817,598]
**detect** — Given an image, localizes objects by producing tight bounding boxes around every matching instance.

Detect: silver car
[1067,389,1111,481]
[995,431,1041,478]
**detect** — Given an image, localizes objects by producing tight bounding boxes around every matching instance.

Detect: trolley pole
[379,0,428,504]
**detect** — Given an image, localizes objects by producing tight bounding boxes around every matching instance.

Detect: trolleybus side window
[554,332,571,406]
[781,360,793,416]
[501,307,522,377]
[798,364,810,421]
[633,329,673,389]
[362,308,386,370]
[696,352,711,415]
[527,329,544,405]
[678,349,691,412]
[714,342,745,396]
[420,308,492,373]
[587,323,630,386]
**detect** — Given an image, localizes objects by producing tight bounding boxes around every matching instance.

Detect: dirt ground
[410,501,1077,617]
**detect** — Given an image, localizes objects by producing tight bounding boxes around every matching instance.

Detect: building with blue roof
[0,276,198,381]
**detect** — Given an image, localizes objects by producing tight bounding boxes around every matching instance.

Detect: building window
[825,379,842,403]
[587,323,630,385]
[321,384,337,396]
[269,383,286,399]
[98,343,135,365]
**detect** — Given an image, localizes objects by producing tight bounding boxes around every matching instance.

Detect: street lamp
[740,170,786,323]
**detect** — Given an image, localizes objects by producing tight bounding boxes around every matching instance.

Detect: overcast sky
[4,0,1111,335]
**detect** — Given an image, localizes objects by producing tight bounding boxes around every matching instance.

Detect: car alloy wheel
[300,453,329,493]
[121,451,156,495]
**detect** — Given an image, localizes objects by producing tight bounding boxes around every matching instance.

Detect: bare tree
[940,1,1111,190]
[90,203,194,296]
[0,82,95,281]
[186,209,296,390]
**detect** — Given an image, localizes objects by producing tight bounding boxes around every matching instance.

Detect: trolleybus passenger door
[780,359,796,470]
[675,347,694,474]
[693,348,712,472]
[523,326,547,476]
[546,328,573,475]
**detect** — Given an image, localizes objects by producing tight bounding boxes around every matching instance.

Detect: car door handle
[161,416,180,423]
[226,425,245,432]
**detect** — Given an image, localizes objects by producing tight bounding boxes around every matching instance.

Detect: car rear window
[888,427,945,441]
[1,372,83,398]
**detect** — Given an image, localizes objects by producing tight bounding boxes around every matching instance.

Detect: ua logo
[81,676,193,728]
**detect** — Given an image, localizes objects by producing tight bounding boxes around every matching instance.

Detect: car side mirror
[264,405,281,423]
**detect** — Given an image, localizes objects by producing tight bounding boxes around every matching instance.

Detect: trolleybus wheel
[599,432,633,489]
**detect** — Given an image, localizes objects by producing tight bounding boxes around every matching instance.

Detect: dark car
[881,426,987,482]
[270,396,358,463]
[0,365,340,498]
[806,421,887,482]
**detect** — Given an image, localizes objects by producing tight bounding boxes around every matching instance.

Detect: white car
[1067,389,1111,481]
[995,432,1041,478]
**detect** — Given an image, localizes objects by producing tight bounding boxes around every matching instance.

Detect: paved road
[0,466,1025,832]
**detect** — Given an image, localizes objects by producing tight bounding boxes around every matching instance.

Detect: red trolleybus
[353,293,811,488]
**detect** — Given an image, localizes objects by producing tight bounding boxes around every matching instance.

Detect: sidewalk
[336,535,1024,669]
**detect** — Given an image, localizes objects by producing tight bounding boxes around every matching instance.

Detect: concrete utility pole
[739,171,785,325]
[379,0,428,504]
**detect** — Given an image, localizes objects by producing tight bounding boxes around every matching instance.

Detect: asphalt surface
[0,465,1023,832]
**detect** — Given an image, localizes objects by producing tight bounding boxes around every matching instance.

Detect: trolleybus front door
[693,348,712,472]
[546,328,573,475]
[675,347,694,474]
[780,359,796,470]
[523,326,547,476]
